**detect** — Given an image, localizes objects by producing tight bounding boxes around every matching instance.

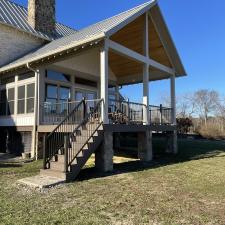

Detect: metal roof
[0,1,157,73]
[0,0,77,40]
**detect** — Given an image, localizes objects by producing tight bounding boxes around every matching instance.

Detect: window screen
[18,86,25,114]
[26,83,35,113]
[7,88,15,115]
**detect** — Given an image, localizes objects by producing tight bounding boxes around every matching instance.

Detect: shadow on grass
[75,138,225,182]
[0,163,22,168]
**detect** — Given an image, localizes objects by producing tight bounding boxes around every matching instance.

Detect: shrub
[198,122,225,140]
[177,117,193,134]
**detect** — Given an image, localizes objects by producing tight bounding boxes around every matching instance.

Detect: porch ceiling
[109,12,174,85]
[109,50,171,85]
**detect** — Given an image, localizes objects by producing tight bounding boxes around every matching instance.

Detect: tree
[193,90,220,125]
[176,93,196,118]
[177,117,193,134]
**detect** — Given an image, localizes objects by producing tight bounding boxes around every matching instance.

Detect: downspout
[26,63,39,160]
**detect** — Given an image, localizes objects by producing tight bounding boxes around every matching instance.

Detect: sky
[13,0,225,104]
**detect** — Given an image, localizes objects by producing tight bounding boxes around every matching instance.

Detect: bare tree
[194,89,220,125]
[160,92,196,118]
[177,93,196,118]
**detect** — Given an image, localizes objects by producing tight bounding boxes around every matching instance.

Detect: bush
[177,117,193,134]
[198,122,225,140]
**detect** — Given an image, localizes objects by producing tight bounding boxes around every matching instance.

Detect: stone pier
[166,131,178,154]
[138,131,153,162]
[95,131,114,172]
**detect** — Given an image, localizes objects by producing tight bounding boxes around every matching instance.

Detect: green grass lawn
[1,139,225,225]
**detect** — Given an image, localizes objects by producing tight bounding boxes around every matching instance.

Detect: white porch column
[170,74,176,125]
[143,65,149,125]
[169,73,178,154]
[31,69,39,159]
[100,41,109,124]
[143,13,150,125]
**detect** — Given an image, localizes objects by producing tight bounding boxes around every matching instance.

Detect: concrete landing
[17,175,65,189]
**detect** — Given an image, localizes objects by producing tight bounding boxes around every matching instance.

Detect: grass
[1,139,225,225]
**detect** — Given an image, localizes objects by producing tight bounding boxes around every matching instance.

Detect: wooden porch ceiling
[109,14,173,81]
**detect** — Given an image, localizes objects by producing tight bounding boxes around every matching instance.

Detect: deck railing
[149,104,172,125]
[41,99,100,125]
[40,99,173,125]
[108,99,146,124]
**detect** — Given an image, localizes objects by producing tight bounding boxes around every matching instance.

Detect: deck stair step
[41,122,104,181]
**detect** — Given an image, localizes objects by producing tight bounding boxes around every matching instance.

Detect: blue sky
[13,0,225,104]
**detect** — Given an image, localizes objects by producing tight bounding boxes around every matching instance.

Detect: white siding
[0,24,45,67]
[0,115,34,126]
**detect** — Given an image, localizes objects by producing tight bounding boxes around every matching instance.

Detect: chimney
[28,0,55,36]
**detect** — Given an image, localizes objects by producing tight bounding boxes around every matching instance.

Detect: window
[17,86,25,114]
[46,70,70,82]
[18,72,34,81]
[45,84,70,113]
[17,84,35,114]
[46,84,57,103]
[7,88,15,115]
[26,83,35,113]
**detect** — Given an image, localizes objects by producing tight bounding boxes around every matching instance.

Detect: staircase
[40,99,103,181]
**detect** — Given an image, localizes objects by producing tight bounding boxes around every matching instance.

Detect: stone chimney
[28,0,55,36]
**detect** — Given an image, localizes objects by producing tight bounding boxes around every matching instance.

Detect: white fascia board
[108,39,175,75]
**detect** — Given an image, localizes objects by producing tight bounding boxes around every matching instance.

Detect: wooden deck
[38,123,176,133]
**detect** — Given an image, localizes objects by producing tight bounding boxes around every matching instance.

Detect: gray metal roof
[0,0,77,40]
[0,1,156,73]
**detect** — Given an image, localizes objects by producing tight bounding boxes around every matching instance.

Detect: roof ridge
[77,1,154,33]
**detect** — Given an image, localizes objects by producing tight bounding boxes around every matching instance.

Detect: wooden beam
[108,39,175,75]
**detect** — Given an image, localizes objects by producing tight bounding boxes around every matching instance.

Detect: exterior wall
[54,48,117,82]
[0,24,45,67]
[0,115,35,127]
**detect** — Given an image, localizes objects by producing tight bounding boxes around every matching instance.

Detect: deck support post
[138,131,153,162]
[100,40,109,124]
[169,74,178,154]
[95,131,113,172]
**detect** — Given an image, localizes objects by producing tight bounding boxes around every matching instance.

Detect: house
[0,0,186,181]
